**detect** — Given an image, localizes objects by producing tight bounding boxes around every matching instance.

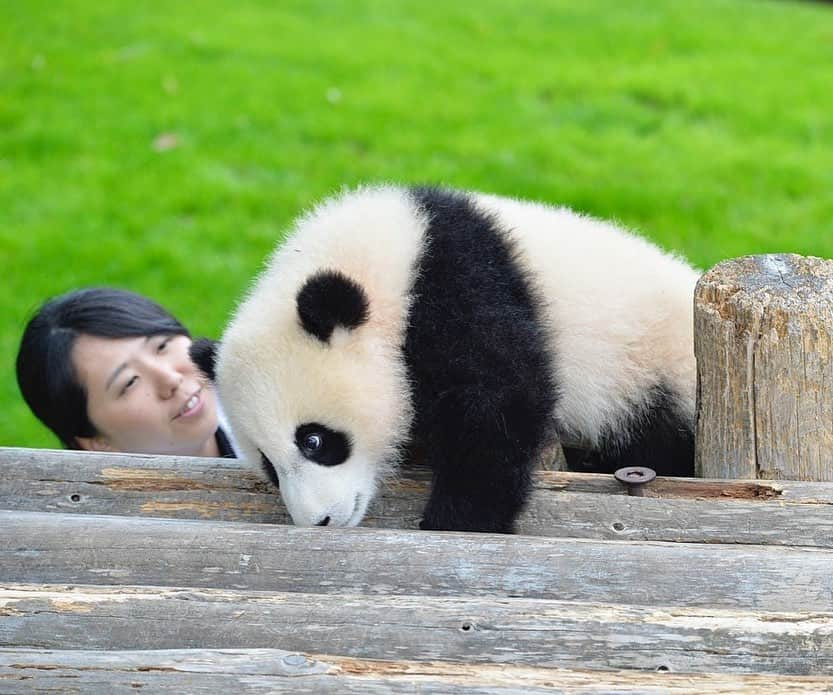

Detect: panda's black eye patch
[296,270,370,342]
[295,423,351,466]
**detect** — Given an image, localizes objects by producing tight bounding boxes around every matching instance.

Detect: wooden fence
[2,253,833,692]
[2,446,833,692]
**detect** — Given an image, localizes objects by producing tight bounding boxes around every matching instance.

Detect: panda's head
[213,267,412,528]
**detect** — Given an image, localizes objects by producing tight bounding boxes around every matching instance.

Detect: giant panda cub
[203,185,700,533]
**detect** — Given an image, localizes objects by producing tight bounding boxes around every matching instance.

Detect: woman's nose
[154,366,184,398]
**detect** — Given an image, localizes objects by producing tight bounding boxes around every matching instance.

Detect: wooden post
[694,254,833,481]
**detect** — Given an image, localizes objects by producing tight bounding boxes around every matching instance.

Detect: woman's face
[71,333,219,456]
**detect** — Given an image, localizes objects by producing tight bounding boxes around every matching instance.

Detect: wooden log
[9,446,818,499]
[695,254,833,481]
[526,491,833,548]
[1,648,832,694]
[2,448,832,547]
[2,584,831,675]
[0,447,287,523]
[8,445,833,501]
[2,510,833,611]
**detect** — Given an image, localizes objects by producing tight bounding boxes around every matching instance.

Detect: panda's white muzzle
[279,468,374,528]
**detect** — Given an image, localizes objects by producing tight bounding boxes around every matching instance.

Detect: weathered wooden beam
[2,584,831,675]
[2,448,831,547]
[10,446,831,500]
[2,648,832,694]
[0,447,282,519]
[526,491,833,548]
[695,254,833,481]
[2,510,832,611]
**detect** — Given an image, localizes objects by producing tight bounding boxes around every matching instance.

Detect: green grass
[2,0,833,448]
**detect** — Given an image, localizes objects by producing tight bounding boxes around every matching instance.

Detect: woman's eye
[156,337,171,353]
[121,376,138,394]
[303,433,323,452]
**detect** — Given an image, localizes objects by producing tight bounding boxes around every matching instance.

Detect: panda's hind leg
[567,386,695,478]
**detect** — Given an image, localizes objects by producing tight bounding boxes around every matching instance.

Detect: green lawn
[2,0,832,448]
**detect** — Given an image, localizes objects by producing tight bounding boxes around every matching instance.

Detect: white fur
[217,186,425,526]
[217,185,699,526]
[475,193,699,447]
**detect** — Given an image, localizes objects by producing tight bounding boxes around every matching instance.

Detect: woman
[16,287,235,457]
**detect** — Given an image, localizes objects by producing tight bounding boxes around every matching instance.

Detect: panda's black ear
[297,270,370,343]
[189,338,219,382]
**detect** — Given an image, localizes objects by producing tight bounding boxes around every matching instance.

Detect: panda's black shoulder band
[296,270,370,342]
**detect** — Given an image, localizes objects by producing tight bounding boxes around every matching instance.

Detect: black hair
[16,287,190,449]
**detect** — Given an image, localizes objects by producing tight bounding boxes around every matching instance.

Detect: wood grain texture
[4,449,832,689]
[2,510,833,612]
[10,446,833,499]
[695,254,833,481]
[1,648,832,694]
[2,584,831,675]
[2,448,831,546]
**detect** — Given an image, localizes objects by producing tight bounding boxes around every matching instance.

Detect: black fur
[215,428,236,458]
[259,451,281,489]
[189,338,218,381]
[297,270,370,342]
[564,386,694,477]
[405,187,558,533]
[295,422,352,467]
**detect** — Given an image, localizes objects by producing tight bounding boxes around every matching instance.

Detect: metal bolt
[613,466,657,497]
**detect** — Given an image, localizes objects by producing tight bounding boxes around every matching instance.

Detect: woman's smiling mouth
[173,390,203,420]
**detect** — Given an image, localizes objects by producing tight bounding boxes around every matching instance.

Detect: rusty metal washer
[613,466,657,496]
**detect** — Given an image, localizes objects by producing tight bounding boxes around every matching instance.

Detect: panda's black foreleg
[419,464,532,533]
[417,386,545,533]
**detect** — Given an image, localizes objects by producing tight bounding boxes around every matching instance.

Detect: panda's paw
[418,517,435,531]
[419,509,514,534]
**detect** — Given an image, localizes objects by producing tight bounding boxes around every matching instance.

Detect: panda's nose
[315,516,331,527]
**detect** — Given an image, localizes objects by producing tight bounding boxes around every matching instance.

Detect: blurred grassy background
[2,0,832,448]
